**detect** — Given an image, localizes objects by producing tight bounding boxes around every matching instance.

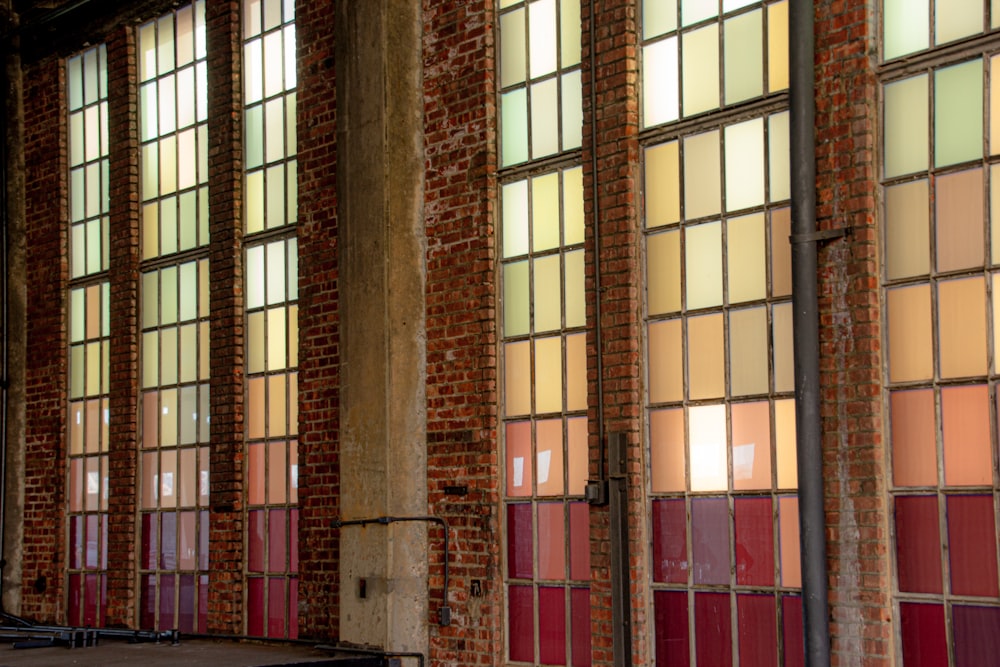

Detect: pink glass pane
[692,498,729,585]
[539,587,567,665]
[289,442,298,503]
[69,515,82,569]
[782,596,804,667]
[942,385,992,486]
[84,574,98,627]
[248,442,265,505]
[567,417,588,496]
[509,585,535,663]
[86,514,99,568]
[247,577,265,637]
[731,401,771,490]
[68,574,81,626]
[269,441,288,503]
[249,509,265,573]
[735,497,774,586]
[737,594,776,667]
[900,602,947,667]
[85,456,100,511]
[954,605,1000,667]
[538,503,566,580]
[652,499,687,584]
[198,575,208,634]
[160,512,177,570]
[537,419,565,496]
[178,574,195,633]
[947,495,999,597]
[891,389,937,487]
[895,495,942,594]
[100,574,107,626]
[159,574,175,631]
[506,421,533,497]
[779,496,801,588]
[140,574,156,629]
[695,593,732,666]
[69,458,83,512]
[289,578,299,639]
[142,513,157,570]
[86,399,100,453]
[179,511,196,570]
[654,590,689,667]
[569,502,590,581]
[179,448,196,507]
[101,515,108,569]
[507,503,533,579]
[200,510,209,570]
[268,577,285,637]
[269,509,287,573]
[290,509,299,572]
[570,587,591,667]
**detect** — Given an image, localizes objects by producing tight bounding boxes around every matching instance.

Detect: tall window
[137,1,212,633]
[882,2,1000,662]
[242,0,299,639]
[640,2,799,665]
[499,1,590,664]
[66,44,110,627]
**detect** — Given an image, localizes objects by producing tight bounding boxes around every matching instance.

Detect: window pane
[883,0,928,59]
[778,496,800,587]
[643,38,679,127]
[938,277,986,378]
[724,10,762,104]
[941,384,992,486]
[503,180,529,258]
[900,603,947,667]
[895,495,942,593]
[890,389,936,487]
[727,213,766,303]
[935,60,983,168]
[537,503,566,579]
[567,418,587,496]
[644,0,677,38]
[887,284,933,382]
[536,419,565,496]
[648,230,681,315]
[884,75,928,177]
[685,221,722,310]
[775,398,796,488]
[683,130,721,219]
[687,313,724,400]
[505,341,531,416]
[947,495,999,597]
[650,408,685,493]
[885,179,929,279]
[652,499,688,583]
[532,173,560,252]
[649,319,683,403]
[767,1,788,92]
[772,302,794,392]
[689,404,726,491]
[565,333,586,412]
[564,250,585,328]
[506,422,532,497]
[725,118,765,211]
[692,499,729,585]
[533,255,562,332]
[935,168,984,272]
[645,141,680,228]
[530,78,559,158]
[735,498,774,586]
[534,336,562,414]
[502,89,529,166]
[729,307,768,397]
[504,261,530,337]
[935,0,981,45]
[732,401,771,490]
[528,0,557,77]
[771,208,792,296]
[500,9,526,88]
[682,24,720,116]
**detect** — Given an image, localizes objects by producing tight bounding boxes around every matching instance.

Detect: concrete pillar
[335,0,427,654]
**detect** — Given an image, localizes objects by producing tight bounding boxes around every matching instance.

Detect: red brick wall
[814,1,892,665]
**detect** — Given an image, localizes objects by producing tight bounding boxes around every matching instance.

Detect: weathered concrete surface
[335,0,427,655]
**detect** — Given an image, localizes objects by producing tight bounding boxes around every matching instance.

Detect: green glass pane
[500,8,526,88]
[563,167,584,245]
[935,59,983,168]
[160,197,178,256]
[179,261,197,322]
[142,272,159,329]
[70,225,85,279]
[727,213,766,303]
[883,0,928,59]
[503,180,530,257]
[199,384,210,441]
[724,10,763,104]
[84,105,100,162]
[725,118,765,211]
[71,289,85,343]
[98,45,108,99]
[161,266,178,325]
[682,0,717,26]
[769,112,790,202]
[936,0,981,45]
[502,89,529,166]
[685,220,722,309]
[247,245,265,310]
[647,229,681,315]
[682,24,720,116]
[884,75,928,177]
[561,0,581,67]
[161,327,178,386]
[504,261,530,337]
[683,130,721,219]
[101,340,109,395]
[531,78,559,158]
[562,71,582,151]
[70,112,84,167]
[534,255,562,332]
[532,172,561,251]
[68,56,83,111]
[86,162,100,219]
[71,168,85,222]
[565,249,585,328]
[266,164,287,228]
[286,159,298,225]
[180,323,198,383]
[529,0,557,78]
[643,38,679,127]
[70,346,85,398]
[644,0,677,38]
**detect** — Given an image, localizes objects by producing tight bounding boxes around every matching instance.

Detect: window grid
[881,44,1000,666]
[243,0,299,639]
[137,1,212,633]
[66,44,110,628]
[882,0,1000,62]
[643,108,804,666]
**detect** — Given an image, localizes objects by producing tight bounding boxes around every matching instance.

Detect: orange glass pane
[566,333,586,412]
[770,208,791,297]
[160,449,177,508]
[567,417,588,496]
[885,179,929,279]
[648,230,681,315]
[890,389,937,487]
[248,442,265,505]
[506,421,532,497]
[732,401,771,490]
[688,313,724,400]
[936,169,984,273]
[651,408,686,493]
[505,341,531,416]
[779,497,801,587]
[535,337,562,414]
[86,284,101,339]
[248,377,266,439]
[942,385,992,486]
[938,277,986,378]
[86,399,101,453]
[887,285,933,382]
[536,419,565,496]
[649,319,683,403]
[775,398,796,489]
[268,374,287,436]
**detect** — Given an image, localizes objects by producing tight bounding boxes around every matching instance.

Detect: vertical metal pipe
[789,1,831,666]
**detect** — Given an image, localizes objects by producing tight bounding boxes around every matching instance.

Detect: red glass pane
[782,596,804,667]
[101,515,108,570]
[140,574,155,629]
[539,587,567,665]
[249,509,265,573]
[652,499,687,584]
[268,578,285,637]
[569,502,590,581]
[947,495,999,597]
[692,498,729,585]
[178,574,196,633]
[269,509,287,573]
[289,578,299,639]
[737,594,776,667]
[538,503,566,580]
[199,510,209,571]
[654,590,689,667]
[86,514,99,569]
[509,585,534,663]
[570,587,591,667]
[68,574,81,626]
[159,574,175,631]
[508,503,533,579]
[290,509,299,572]
[953,605,1000,667]
[247,577,265,637]
[84,574,98,627]
[199,575,209,634]
[179,511,196,570]
[100,575,107,626]
[895,495,942,593]
[506,421,533,497]
[735,497,774,586]
[69,515,82,569]
[160,512,177,570]
[900,602,947,667]
[695,592,732,666]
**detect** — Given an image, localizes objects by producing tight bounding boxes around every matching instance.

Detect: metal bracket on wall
[789,227,849,246]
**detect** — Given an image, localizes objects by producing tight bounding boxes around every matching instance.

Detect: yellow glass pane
[645,141,680,228]
[268,374,287,436]
[648,230,681,315]
[267,306,287,370]
[732,401,771,490]
[532,172,561,251]
[885,179,930,279]
[935,60,983,168]
[648,319,683,403]
[160,327,178,385]
[884,75,928,178]
[935,0,981,45]
[887,285,933,382]
[689,403,727,491]
[688,313,724,400]
[993,55,1000,156]
[939,277,987,378]
[505,341,531,416]
[684,130,721,219]
[767,1,789,91]
[650,408,685,492]
[535,336,563,414]
[772,302,794,393]
[180,324,198,382]
[504,261,530,337]
[161,266,178,324]
[730,307,768,397]
[936,168,984,272]
[768,111,790,202]
[566,333,587,411]
[529,0,557,78]
[724,10,763,104]
[564,168,584,244]
[644,0,677,38]
[536,419,564,496]
[883,0,928,59]
[531,78,559,158]
[561,0,581,67]
[728,213,766,303]
[994,274,1000,374]
[70,346,84,398]
[775,398,796,488]
[502,89,529,166]
[682,0,717,27]
[642,38,679,127]
[159,197,177,257]
[682,24,720,116]
[567,417,587,495]
[534,255,562,332]
[685,221,722,309]
[500,8,526,88]
[142,332,158,389]
[503,180,530,257]
[565,250,585,328]
[161,388,178,447]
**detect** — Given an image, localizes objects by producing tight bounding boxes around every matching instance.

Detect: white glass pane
[264,30,284,98]
[503,180,529,257]
[883,0,929,59]
[284,24,296,89]
[725,118,765,211]
[529,0,558,77]
[247,245,265,309]
[245,39,263,104]
[643,38,679,127]
[689,404,727,491]
[682,0,717,26]
[267,241,286,304]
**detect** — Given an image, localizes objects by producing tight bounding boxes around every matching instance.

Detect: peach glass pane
[732,401,771,490]
[887,285,933,382]
[725,118,765,212]
[289,372,299,436]
[86,284,101,339]
[884,75,928,178]
[772,303,794,393]
[199,445,210,505]
[648,230,681,315]
[100,455,109,511]
[729,307,768,397]
[767,1,789,92]
[535,337,563,414]
[86,399,100,453]
[248,377,266,439]
[995,275,1000,374]
[141,451,157,509]
[161,449,177,509]
[290,442,299,503]
[649,319,683,403]
[537,419,565,496]
[993,165,1000,263]
[180,448,196,507]
[645,142,680,228]
[70,402,84,455]
[936,169,984,273]
[534,255,562,332]
[686,221,722,309]
[943,385,992,486]
[688,314,724,400]
[727,213,766,303]
[248,311,265,374]
[85,456,100,511]
[161,388,178,446]
[268,374,287,436]
[567,417,588,495]
[938,277,987,378]
[101,398,110,453]
[682,24,720,116]
[248,442,265,505]
[771,208,792,297]
[651,408,686,493]
[537,503,566,580]
[532,173,560,252]
[566,333,586,412]
[886,179,930,279]
[779,497,801,587]
[891,390,937,487]
[775,398,797,488]
[289,305,298,368]
[993,56,1000,156]
[505,341,531,417]
[684,130,721,219]
[69,458,83,512]
[690,404,727,491]
[269,441,287,503]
